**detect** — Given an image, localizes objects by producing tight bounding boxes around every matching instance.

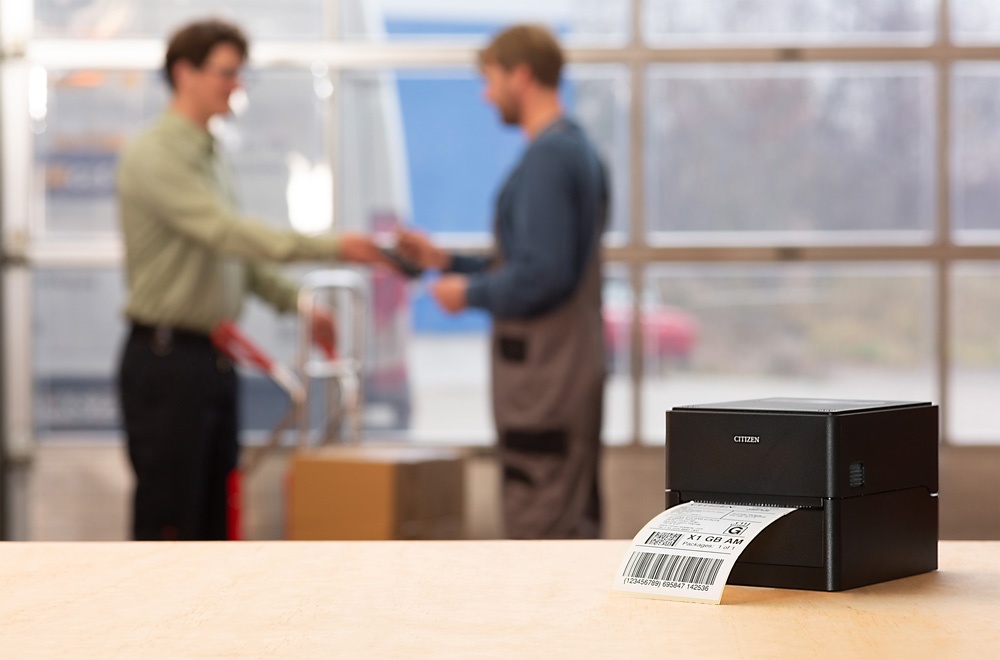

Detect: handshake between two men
[340,229,469,315]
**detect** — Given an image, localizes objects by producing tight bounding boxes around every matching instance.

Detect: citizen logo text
[733,435,760,444]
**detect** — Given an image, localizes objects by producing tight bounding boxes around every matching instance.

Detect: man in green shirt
[117,19,383,540]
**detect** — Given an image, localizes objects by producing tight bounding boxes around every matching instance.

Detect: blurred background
[1,0,998,541]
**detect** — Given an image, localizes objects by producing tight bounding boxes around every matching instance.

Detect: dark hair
[478,24,564,89]
[164,19,249,90]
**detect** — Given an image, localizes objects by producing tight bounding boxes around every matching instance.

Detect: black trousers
[117,324,239,541]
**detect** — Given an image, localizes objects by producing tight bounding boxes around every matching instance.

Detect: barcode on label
[624,551,724,586]
[644,531,682,547]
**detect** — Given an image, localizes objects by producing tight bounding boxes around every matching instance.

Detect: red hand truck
[212,269,367,540]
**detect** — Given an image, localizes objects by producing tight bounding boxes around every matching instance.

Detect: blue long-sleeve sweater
[450,118,608,319]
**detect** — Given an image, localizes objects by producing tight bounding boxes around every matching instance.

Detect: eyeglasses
[200,65,244,82]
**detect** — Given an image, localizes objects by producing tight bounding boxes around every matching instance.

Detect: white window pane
[645,64,935,243]
[31,63,406,438]
[951,0,1000,44]
[603,265,635,445]
[227,69,330,232]
[37,70,164,236]
[33,269,126,434]
[403,268,641,445]
[340,69,508,235]
[35,67,328,236]
[33,267,414,437]
[339,66,630,442]
[239,266,414,436]
[342,0,629,44]
[408,332,492,443]
[33,1,325,39]
[645,0,936,45]
[949,263,1000,445]
[569,67,631,238]
[340,66,629,237]
[951,64,1000,244]
[641,264,936,444]
[409,265,642,445]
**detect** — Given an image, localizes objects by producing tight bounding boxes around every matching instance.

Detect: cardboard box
[286,446,465,540]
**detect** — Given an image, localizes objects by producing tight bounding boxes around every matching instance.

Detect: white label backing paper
[612,501,797,604]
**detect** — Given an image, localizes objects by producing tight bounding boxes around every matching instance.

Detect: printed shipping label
[612,502,796,604]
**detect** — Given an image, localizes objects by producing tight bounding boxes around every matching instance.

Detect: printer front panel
[667,410,832,498]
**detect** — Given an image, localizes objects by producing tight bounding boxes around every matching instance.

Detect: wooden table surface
[1,540,996,658]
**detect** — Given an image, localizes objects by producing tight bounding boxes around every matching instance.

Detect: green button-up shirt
[117,110,340,333]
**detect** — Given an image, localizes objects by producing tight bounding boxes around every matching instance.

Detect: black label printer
[666,398,938,591]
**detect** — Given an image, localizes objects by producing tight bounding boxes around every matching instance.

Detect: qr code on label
[645,531,682,547]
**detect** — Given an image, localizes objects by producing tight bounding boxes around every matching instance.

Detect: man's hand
[338,232,385,264]
[396,228,451,271]
[308,305,337,358]
[431,275,469,314]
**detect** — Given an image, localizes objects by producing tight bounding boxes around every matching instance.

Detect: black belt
[129,322,213,348]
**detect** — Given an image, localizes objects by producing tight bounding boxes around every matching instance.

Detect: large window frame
[2,0,1000,457]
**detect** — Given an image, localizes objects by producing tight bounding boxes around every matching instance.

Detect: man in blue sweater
[399,24,609,539]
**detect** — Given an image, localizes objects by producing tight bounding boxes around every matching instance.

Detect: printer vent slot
[849,462,865,488]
